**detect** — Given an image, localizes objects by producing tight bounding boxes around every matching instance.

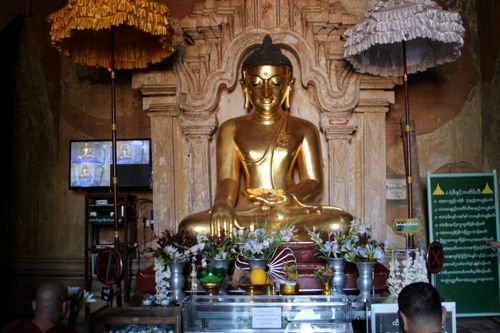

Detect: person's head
[240,34,295,111]
[32,281,69,324]
[397,282,446,333]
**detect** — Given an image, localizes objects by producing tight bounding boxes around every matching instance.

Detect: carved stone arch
[175,28,361,115]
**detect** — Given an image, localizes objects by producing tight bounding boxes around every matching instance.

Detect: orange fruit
[265,277,271,284]
[250,267,267,284]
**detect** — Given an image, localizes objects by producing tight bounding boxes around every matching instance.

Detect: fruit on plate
[249,267,267,284]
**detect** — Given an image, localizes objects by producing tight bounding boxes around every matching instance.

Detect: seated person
[179,34,352,241]
[1,281,75,333]
[397,282,446,333]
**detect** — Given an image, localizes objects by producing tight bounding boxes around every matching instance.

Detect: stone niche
[131,0,399,247]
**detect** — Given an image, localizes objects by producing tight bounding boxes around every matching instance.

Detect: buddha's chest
[234,127,301,165]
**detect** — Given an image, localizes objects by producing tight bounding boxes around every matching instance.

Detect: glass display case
[183,295,352,333]
[284,322,353,333]
[366,297,456,333]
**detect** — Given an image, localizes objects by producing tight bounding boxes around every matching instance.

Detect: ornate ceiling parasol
[47,0,175,253]
[47,0,174,69]
[343,0,465,247]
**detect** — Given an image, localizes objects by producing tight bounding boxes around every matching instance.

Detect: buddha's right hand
[210,201,236,237]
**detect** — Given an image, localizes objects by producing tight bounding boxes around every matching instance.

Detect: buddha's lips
[260,97,273,103]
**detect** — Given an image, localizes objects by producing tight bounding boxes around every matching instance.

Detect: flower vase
[208,259,232,294]
[355,261,376,302]
[246,258,269,271]
[67,304,80,329]
[167,261,188,302]
[325,258,347,295]
[321,281,332,295]
[197,266,226,295]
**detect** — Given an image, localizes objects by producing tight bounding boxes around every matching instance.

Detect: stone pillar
[132,71,179,231]
[353,88,395,241]
[178,112,217,214]
[321,115,358,212]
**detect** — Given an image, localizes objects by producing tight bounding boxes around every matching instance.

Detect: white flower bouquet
[233,221,296,259]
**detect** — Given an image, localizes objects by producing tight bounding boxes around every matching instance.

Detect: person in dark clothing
[1,281,76,333]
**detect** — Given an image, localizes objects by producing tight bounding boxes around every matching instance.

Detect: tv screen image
[69,139,151,190]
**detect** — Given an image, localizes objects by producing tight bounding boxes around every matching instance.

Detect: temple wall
[0,0,499,326]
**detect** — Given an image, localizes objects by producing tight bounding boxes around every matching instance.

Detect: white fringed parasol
[343,0,465,77]
[343,0,465,248]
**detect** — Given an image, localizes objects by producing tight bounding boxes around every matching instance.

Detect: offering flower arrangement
[67,286,96,328]
[146,229,197,302]
[189,229,238,260]
[387,249,429,298]
[146,229,196,263]
[305,217,390,263]
[233,221,296,259]
[304,217,353,259]
[314,264,334,284]
[344,218,391,263]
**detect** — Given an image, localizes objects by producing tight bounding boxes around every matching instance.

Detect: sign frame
[427,172,500,317]
[95,248,123,285]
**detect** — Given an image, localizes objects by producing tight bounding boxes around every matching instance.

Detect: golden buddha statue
[120,144,130,158]
[179,35,352,241]
[80,142,92,157]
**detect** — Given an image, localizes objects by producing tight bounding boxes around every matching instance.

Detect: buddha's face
[242,65,292,112]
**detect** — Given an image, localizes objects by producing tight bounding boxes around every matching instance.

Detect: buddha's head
[241,34,295,111]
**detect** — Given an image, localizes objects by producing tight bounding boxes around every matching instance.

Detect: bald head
[35,282,68,312]
[32,281,68,326]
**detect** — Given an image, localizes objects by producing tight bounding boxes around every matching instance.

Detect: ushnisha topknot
[242,34,293,75]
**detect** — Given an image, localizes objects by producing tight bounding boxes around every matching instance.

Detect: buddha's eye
[271,80,282,86]
[249,78,262,87]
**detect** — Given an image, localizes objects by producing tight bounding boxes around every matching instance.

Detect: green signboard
[393,218,421,234]
[428,172,500,316]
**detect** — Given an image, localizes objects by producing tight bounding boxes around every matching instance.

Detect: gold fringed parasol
[47,0,174,69]
[47,0,175,306]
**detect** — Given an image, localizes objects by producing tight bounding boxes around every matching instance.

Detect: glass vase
[355,261,376,302]
[209,259,232,295]
[197,265,226,296]
[324,257,347,295]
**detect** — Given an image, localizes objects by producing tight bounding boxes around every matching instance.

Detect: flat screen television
[69,139,152,190]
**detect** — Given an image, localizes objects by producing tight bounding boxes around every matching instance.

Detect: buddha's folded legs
[179,205,352,242]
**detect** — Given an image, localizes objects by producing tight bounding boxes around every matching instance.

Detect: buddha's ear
[241,83,250,110]
[284,78,296,110]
